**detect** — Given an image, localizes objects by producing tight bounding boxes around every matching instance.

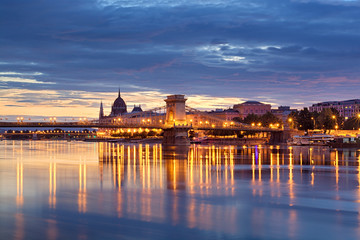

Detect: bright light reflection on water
[1,140,360,239]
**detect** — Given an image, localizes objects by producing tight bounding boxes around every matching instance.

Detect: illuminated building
[233,101,271,119]
[208,108,239,121]
[271,106,297,118]
[99,89,143,122]
[309,99,360,119]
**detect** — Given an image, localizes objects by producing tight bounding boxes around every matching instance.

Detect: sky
[1,0,360,118]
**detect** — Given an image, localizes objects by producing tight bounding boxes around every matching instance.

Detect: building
[233,101,271,119]
[271,106,297,118]
[309,99,360,119]
[208,108,239,121]
[99,90,143,122]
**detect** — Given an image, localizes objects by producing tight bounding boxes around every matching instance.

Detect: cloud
[1,0,360,116]
[0,76,55,84]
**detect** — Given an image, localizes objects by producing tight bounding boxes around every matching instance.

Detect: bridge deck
[0,122,283,132]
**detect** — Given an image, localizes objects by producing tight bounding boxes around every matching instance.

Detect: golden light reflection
[16,161,24,208]
[289,147,294,202]
[78,160,87,213]
[335,150,339,191]
[49,162,57,209]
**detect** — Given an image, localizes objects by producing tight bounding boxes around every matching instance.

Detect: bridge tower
[164,95,187,126]
[163,95,190,146]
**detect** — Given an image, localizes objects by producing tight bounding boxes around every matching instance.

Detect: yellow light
[205,121,209,124]
[190,119,193,122]
[332,115,336,119]
[159,120,162,123]
[288,118,292,122]
[251,123,255,126]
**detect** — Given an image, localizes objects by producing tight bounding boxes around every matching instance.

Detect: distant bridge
[0,95,286,144]
[0,121,281,132]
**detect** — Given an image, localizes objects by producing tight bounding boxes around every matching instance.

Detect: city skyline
[1,0,360,117]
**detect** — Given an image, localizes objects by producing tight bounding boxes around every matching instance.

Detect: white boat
[288,134,334,146]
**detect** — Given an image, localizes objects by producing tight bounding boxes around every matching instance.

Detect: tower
[110,89,127,116]
[164,95,187,125]
[99,101,104,119]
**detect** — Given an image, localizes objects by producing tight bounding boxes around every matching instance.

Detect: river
[0,140,360,239]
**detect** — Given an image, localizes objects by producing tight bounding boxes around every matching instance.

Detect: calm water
[1,140,360,240]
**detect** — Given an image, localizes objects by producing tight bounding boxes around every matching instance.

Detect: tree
[317,108,337,132]
[259,112,281,127]
[242,114,260,125]
[343,117,360,130]
[297,108,314,131]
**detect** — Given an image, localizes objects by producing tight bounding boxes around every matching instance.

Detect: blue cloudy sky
[1,0,360,117]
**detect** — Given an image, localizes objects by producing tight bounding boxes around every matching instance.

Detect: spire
[118,88,121,98]
[99,101,104,119]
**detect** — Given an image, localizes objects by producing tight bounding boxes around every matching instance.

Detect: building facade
[208,108,239,121]
[233,101,271,119]
[309,99,360,119]
[99,90,143,123]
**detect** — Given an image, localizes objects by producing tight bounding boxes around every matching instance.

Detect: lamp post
[311,117,315,129]
[288,118,293,128]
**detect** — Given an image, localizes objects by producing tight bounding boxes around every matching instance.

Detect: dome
[131,105,143,113]
[113,96,126,108]
[242,101,262,105]
[110,89,127,116]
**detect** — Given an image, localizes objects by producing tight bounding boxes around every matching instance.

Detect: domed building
[233,101,271,119]
[99,89,144,122]
[110,89,127,116]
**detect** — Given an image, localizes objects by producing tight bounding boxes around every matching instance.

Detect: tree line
[288,108,360,131]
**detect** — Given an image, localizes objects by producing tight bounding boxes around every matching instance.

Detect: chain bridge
[0,95,287,144]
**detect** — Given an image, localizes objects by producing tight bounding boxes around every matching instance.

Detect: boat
[328,136,360,148]
[190,136,208,144]
[288,134,334,146]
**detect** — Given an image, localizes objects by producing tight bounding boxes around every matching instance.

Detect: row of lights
[6,130,91,134]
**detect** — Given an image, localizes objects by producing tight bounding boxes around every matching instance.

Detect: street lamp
[288,118,293,128]
[332,115,337,130]
[311,117,315,129]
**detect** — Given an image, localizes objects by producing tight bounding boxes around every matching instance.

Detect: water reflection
[1,141,360,239]
[49,161,56,209]
[78,160,87,213]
